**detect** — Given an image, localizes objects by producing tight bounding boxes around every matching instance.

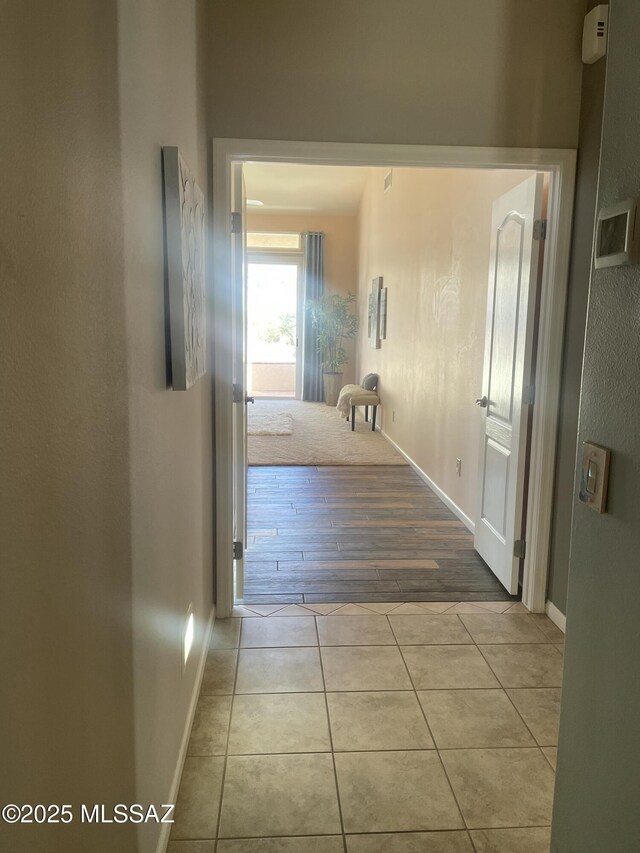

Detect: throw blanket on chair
[336,384,363,418]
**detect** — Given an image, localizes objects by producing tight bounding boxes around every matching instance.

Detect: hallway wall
[0,3,136,852]
[0,2,213,852]
[118,1,213,852]
[552,0,640,848]
[247,212,359,385]
[355,167,534,525]
[205,0,585,149]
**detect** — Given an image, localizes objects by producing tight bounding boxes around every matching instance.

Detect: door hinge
[233,540,243,560]
[523,384,535,406]
[533,218,547,241]
[513,539,526,559]
[231,211,242,234]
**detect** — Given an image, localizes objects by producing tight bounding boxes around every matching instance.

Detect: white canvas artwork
[162,147,206,390]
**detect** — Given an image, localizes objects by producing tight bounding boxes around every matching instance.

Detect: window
[246,232,301,251]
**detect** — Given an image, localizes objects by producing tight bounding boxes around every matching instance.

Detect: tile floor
[168,602,563,853]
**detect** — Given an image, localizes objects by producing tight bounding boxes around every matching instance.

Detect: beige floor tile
[346,832,474,852]
[243,604,287,616]
[335,750,463,833]
[471,602,514,613]
[327,691,434,751]
[541,746,557,770]
[219,753,341,837]
[236,647,324,693]
[232,606,260,618]
[218,838,343,853]
[240,615,318,648]
[390,615,473,645]
[333,603,376,615]
[388,603,437,615]
[401,645,500,689]
[529,614,565,642]
[361,602,401,613]
[321,646,412,691]
[228,693,330,753]
[446,603,499,614]
[416,602,460,613]
[201,649,238,695]
[418,689,535,749]
[459,615,548,644]
[469,826,552,852]
[210,619,241,649]
[504,602,529,613]
[440,748,555,828]
[171,756,224,840]
[507,688,561,745]
[317,614,396,646]
[304,603,344,614]
[167,842,216,853]
[187,695,232,756]
[479,645,563,688]
[269,604,318,616]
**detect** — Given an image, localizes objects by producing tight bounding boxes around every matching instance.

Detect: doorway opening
[212,140,576,620]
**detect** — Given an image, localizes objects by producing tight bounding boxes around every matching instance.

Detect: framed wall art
[162,146,206,390]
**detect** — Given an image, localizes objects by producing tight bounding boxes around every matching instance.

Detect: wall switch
[456,458,462,476]
[579,442,611,513]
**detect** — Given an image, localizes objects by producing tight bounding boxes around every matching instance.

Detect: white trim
[378,426,475,534]
[156,606,215,853]
[545,599,567,633]
[212,138,577,617]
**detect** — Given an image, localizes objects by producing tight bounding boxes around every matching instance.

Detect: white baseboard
[156,605,215,853]
[545,599,566,633]
[378,426,475,534]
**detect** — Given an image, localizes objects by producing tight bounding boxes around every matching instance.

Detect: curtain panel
[301,231,325,401]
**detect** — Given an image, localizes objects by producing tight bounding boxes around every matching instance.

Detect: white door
[231,164,249,601]
[474,174,544,594]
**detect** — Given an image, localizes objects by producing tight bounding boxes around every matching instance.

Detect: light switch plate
[579,442,611,513]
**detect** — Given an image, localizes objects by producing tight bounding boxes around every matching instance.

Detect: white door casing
[213,139,576,616]
[231,164,248,601]
[474,174,544,594]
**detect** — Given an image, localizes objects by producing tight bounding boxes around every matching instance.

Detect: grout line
[212,626,242,842]
[313,616,349,853]
[389,610,468,831]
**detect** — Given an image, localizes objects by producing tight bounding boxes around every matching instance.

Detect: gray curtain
[301,231,325,401]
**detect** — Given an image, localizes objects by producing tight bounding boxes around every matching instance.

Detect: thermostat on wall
[594,198,640,268]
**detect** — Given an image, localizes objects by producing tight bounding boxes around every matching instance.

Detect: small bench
[337,374,380,432]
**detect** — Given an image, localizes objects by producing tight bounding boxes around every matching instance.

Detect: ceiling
[243,162,369,216]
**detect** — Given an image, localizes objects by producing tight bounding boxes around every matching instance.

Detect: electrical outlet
[456,458,462,477]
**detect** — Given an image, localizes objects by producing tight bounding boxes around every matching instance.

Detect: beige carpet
[247,410,293,435]
[247,400,407,466]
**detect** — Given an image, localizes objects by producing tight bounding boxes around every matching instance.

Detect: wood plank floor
[244,465,518,605]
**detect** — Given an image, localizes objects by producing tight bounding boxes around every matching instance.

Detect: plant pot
[323,372,343,407]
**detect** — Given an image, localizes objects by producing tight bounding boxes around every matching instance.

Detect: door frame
[211,138,576,617]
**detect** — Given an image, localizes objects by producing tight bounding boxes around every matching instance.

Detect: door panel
[474,174,544,594]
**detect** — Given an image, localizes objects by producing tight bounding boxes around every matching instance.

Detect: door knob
[245,395,255,404]
[475,396,489,408]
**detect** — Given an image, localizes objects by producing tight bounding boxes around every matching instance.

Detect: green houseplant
[307,291,358,406]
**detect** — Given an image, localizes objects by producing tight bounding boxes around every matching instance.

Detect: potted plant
[307,291,358,406]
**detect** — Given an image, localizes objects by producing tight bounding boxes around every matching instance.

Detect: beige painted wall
[1,2,211,852]
[0,3,136,852]
[247,213,359,385]
[118,1,213,852]
[206,0,585,149]
[356,167,534,522]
